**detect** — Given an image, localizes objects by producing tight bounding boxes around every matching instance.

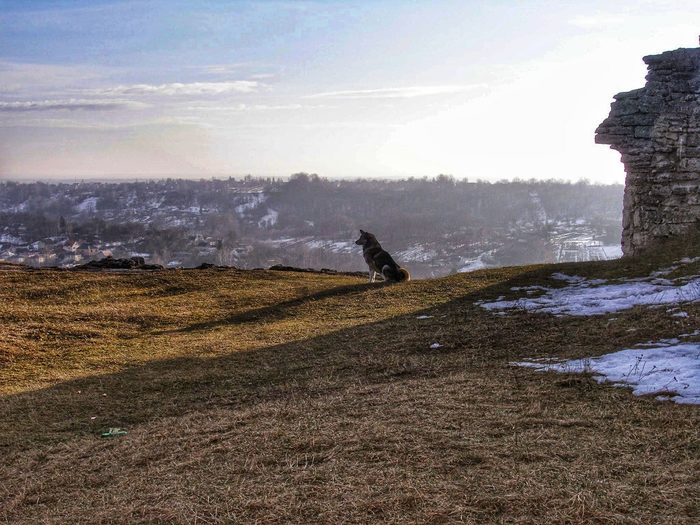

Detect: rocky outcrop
[74,256,164,270]
[596,47,700,256]
[268,264,368,278]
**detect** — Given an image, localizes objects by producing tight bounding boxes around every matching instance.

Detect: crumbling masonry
[596,47,700,256]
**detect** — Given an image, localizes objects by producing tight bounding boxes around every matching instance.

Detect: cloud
[185,103,308,111]
[94,81,260,97]
[305,84,486,100]
[0,99,146,112]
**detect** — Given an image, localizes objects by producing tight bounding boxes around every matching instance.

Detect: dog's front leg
[369,269,376,283]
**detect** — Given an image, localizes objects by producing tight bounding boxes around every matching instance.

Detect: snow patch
[258,208,278,228]
[0,234,24,245]
[305,239,356,253]
[480,272,700,316]
[514,343,700,405]
[397,244,438,263]
[75,197,98,213]
[459,251,494,273]
[4,200,28,213]
[234,192,267,216]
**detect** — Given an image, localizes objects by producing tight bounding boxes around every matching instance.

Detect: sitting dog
[355,230,410,283]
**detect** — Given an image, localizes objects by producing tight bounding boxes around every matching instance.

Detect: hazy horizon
[2,0,699,182]
[1,173,625,186]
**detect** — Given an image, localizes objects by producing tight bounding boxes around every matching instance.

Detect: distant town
[0,175,624,278]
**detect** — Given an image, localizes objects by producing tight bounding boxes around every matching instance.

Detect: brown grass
[0,261,699,524]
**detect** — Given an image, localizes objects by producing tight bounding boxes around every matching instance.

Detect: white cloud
[95,81,261,97]
[184,103,314,111]
[305,84,486,100]
[0,99,146,112]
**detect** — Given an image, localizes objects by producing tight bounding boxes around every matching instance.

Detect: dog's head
[355,229,376,246]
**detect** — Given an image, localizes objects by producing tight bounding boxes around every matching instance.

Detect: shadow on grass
[158,281,378,334]
[0,263,659,450]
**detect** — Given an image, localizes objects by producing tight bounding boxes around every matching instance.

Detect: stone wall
[596,47,700,256]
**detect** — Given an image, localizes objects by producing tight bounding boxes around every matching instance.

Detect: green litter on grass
[100,428,128,439]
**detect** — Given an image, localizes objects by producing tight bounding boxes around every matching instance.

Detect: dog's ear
[360,229,365,234]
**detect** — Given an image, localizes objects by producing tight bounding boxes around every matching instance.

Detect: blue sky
[1,0,699,181]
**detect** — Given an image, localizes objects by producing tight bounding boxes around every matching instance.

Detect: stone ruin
[596,47,700,256]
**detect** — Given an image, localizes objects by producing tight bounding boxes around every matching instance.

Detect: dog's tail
[381,265,410,283]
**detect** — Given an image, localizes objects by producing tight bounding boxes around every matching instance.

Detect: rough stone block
[596,46,700,256]
[680,158,700,170]
[634,126,654,138]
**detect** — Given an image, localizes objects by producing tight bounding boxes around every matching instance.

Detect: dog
[355,230,410,283]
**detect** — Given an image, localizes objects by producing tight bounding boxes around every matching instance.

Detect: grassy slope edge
[1,252,699,524]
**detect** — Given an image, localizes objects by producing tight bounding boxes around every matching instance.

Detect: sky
[0,0,699,182]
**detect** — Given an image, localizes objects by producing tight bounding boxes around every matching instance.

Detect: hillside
[1,253,699,523]
[0,177,623,276]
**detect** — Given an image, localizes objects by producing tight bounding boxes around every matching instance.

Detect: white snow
[5,200,28,213]
[416,315,433,319]
[459,251,494,273]
[75,197,98,213]
[397,244,438,263]
[480,272,700,316]
[429,343,443,349]
[460,258,487,272]
[513,343,700,405]
[258,208,278,228]
[260,237,298,247]
[0,234,23,245]
[330,241,354,252]
[234,192,267,215]
[147,196,165,209]
[259,237,357,254]
[528,192,547,223]
[305,239,356,253]
[511,285,549,294]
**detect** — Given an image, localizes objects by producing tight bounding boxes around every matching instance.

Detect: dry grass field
[1,254,699,524]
